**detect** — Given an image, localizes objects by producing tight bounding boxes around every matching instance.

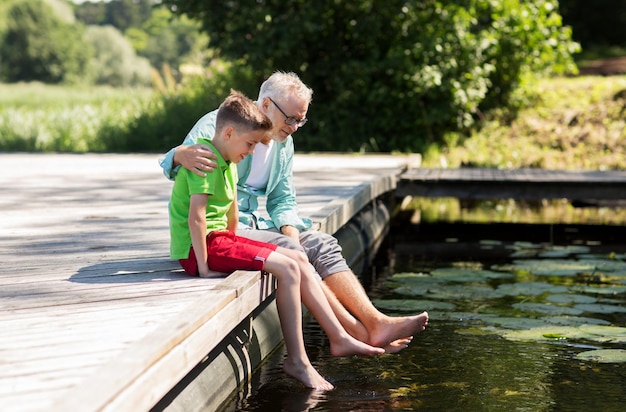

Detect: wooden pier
[2,155,625,412]
[0,153,407,412]
[397,167,626,200]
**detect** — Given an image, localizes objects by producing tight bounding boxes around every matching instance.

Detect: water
[224,205,626,412]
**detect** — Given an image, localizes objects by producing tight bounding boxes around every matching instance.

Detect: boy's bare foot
[329,335,385,357]
[369,311,429,348]
[283,358,334,390]
[384,336,413,354]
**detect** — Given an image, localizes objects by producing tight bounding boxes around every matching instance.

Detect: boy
[169,90,384,390]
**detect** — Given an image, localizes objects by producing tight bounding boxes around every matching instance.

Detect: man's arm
[280,224,301,243]
[189,194,210,277]
[173,144,219,177]
[158,111,219,180]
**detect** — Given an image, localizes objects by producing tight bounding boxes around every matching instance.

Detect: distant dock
[397,167,626,200]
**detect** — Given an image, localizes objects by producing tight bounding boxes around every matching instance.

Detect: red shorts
[179,231,278,276]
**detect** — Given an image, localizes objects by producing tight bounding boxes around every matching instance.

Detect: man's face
[262,94,309,143]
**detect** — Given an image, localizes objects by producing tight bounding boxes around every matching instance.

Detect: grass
[421,75,626,170]
[0,82,154,152]
[1,75,625,169]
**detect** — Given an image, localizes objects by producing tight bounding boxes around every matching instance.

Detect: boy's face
[225,128,266,163]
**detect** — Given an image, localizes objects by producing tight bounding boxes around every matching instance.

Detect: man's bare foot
[283,357,334,390]
[329,335,385,357]
[384,336,413,354]
[369,311,429,348]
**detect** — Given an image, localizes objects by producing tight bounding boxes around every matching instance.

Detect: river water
[224,202,626,412]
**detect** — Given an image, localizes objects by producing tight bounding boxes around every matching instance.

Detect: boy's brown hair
[216,89,272,134]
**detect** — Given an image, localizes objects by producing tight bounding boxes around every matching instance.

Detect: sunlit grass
[422,75,626,170]
[0,82,154,151]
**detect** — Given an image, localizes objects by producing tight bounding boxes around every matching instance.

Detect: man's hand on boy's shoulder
[176,144,219,177]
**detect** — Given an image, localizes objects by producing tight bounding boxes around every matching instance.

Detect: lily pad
[543,316,611,326]
[496,282,568,296]
[575,349,626,363]
[574,258,626,272]
[501,325,626,344]
[574,303,626,314]
[480,316,551,330]
[493,259,596,276]
[569,285,626,295]
[372,299,456,312]
[512,302,583,316]
[430,267,515,282]
[502,326,583,342]
[545,294,597,304]
[419,284,497,300]
[578,325,626,343]
[509,250,539,258]
[538,245,590,258]
[511,241,543,249]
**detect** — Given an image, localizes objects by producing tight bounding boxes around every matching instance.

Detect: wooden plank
[397,168,626,200]
[0,153,408,412]
[52,271,264,412]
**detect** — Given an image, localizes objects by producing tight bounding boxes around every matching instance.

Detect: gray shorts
[239,228,350,279]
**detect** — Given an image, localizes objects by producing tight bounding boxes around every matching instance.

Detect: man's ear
[261,97,271,112]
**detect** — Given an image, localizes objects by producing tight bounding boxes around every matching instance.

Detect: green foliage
[421,75,626,170]
[136,8,210,72]
[0,83,153,152]
[85,25,152,87]
[0,0,92,84]
[162,0,578,153]
[99,63,257,152]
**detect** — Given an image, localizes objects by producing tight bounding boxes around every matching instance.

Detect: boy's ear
[223,126,234,140]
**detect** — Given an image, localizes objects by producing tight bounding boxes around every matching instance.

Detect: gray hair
[258,71,313,104]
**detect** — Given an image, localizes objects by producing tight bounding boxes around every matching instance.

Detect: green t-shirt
[169,139,238,260]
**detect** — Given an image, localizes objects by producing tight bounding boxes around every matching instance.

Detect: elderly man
[159,71,428,350]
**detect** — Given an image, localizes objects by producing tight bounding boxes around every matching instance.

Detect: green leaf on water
[492,259,596,276]
[430,267,515,282]
[512,302,583,316]
[501,325,626,343]
[575,349,626,363]
[545,294,596,304]
[543,316,610,326]
[372,299,456,312]
[574,303,626,314]
[570,285,626,295]
[496,282,568,296]
[480,316,551,330]
[538,245,590,258]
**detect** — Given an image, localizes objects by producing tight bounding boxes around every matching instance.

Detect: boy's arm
[226,199,239,234]
[189,194,211,277]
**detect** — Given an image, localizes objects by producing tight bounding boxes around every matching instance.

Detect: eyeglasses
[268,97,308,127]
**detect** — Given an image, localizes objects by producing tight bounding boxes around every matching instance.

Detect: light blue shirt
[159,110,312,232]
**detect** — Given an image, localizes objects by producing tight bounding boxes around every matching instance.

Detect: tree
[85,25,152,87]
[133,8,209,73]
[161,0,578,153]
[0,0,91,83]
